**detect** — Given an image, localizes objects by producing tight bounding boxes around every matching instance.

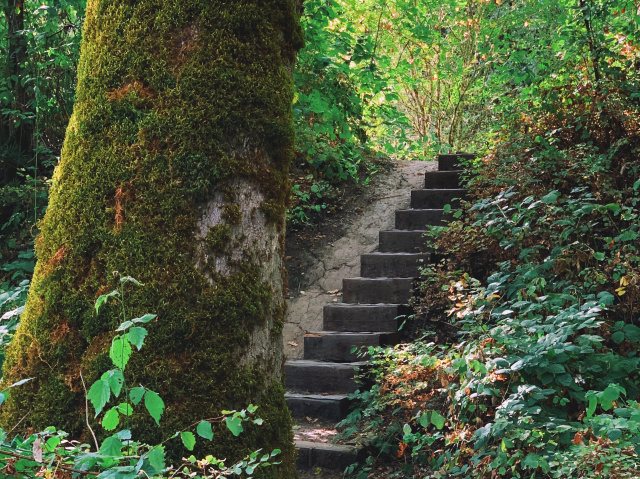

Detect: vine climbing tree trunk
[0,0,303,474]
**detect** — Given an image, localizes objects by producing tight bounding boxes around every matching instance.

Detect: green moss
[222,204,242,225]
[0,0,302,474]
[206,224,231,255]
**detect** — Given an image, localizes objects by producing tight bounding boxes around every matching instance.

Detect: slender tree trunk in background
[0,0,303,474]
[3,0,32,152]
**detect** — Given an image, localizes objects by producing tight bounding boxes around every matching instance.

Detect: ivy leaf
[126,327,147,350]
[225,416,243,437]
[102,407,120,431]
[110,336,132,370]
[196,421,213,441]
[180,431,196,451]
[88,379,110,417]
[144,390,164,425]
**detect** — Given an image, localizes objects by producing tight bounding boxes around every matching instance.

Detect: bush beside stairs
[285,153,472,472]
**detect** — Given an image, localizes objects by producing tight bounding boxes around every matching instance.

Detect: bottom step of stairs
[297,441,362,471]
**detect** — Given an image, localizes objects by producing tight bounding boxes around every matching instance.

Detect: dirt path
[284,159,436,359]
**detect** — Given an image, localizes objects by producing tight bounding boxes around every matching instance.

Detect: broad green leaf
[608,429,622,441]
[132,314,156,324]
[587,394,597,417]
[593,252,605,261]
[110,336,132,370]
[130,387,145,405]
[523,453,540,469]
[88,379,110,417]
[180,431,196,451]
[119,276,143,286]
[115,320,133,332]
[117,403,133,416]
[431,411,446,430]
[99,436,123,457]
[612,331,625,344]
[144,390,165,425]
[602,384,622,402]
[225,416,243,437]
[126,327,147,350]
[196,421,213,440]
[541,190,560,204]
[45,436,61,452]
[419,411,431,429]
[102,407,120,431]
[102,369,124,397]
[95,290,119,314]
[147,447,165,474]
[402,423,411,435]
[623,324,640,342]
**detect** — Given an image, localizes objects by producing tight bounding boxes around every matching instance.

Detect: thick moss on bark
[0,1,302,475]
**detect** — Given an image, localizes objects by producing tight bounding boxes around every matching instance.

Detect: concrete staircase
[285,154,471,471]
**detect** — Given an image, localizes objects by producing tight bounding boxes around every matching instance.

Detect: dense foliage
[339,1,640,477]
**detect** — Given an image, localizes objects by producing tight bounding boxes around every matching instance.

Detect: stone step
[378,229,430,253]
[395,209,447,230]
[286,393,350,421]
[361,252,429,278]
[424,170,462,189]
[411,188,467,209]
[304,331,400,362]
[297,440,362,471]
[323,303,410,332]
[438,153,475,171]
[342,277,414,304]
[285,360,364,394]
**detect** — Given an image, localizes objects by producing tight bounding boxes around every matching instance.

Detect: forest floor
[283,158,435,359]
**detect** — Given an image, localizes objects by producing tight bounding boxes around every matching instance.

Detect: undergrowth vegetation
[340,9,640,477]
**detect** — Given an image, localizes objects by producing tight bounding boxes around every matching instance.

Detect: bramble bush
[0,276,280,478]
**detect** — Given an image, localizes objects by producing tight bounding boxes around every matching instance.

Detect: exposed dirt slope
[284,159,435,359]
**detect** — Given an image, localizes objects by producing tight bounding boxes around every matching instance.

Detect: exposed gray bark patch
[195,177,284,375]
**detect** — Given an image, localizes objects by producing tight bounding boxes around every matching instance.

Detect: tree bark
[0,0,303,475]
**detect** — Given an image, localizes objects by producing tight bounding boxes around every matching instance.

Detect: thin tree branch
[79,370,99,452]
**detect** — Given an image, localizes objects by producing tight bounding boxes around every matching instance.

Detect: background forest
[0,0,640,477]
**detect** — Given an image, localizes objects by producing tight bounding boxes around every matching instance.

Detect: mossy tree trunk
[0,0,303,475]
